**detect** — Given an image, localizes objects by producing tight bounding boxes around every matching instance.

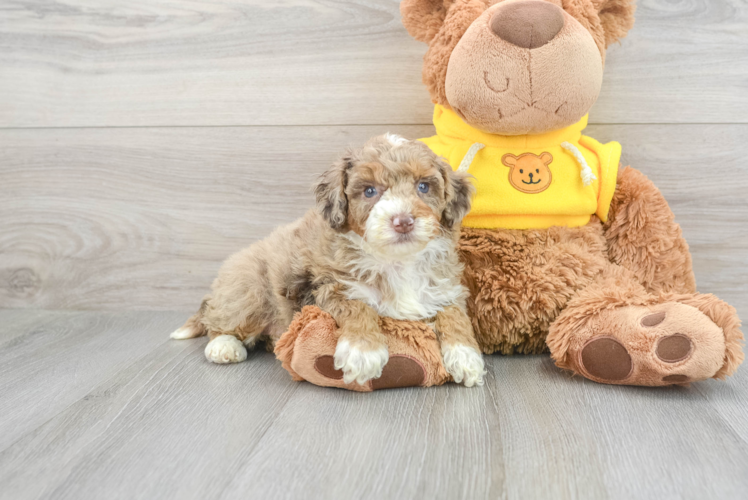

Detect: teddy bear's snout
[490,0,565,49]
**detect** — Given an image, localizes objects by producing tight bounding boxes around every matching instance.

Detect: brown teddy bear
[276,0,743,388]
[275,306,450,391]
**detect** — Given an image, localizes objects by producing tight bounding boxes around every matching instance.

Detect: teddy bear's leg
[604,166,697,295]
[459,225,610,355]
[274,307,450,391]
[547,264,744,386]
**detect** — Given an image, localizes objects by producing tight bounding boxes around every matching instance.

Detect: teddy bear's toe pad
[371,356,426,390]
[313,354,426,390]
[580,337,632,381]
[314,355,344,380]
[570,302,726,386]
[655,334,693,363]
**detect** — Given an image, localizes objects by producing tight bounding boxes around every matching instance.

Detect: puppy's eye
[519,169,523,174]
[364,186,378,198]
[417,182,429,194]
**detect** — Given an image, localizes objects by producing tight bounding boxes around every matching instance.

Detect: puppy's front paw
[334,338,389,385]
[205,335,248,364]
[442,344,486,387]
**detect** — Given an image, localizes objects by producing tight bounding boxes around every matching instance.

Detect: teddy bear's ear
[595,0,636,47]
[400,0,453,43]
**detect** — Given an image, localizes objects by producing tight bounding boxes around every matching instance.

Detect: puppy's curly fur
[172,135,485,386]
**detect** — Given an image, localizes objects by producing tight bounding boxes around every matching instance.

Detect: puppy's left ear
[438,158,475,228]
[314,154,351,230]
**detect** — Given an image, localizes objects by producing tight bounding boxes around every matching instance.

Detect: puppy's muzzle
[392,213,415,234]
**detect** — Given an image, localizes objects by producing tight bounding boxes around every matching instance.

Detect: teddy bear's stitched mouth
[484,71,509,94]
[522,178,542,185]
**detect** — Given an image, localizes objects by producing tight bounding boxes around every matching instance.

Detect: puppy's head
[315,134,474,258]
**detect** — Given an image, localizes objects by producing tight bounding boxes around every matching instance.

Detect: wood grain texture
[0,310,180,451]
[2,124,747,318]
[0,310,746,500]
[0,0,746,128]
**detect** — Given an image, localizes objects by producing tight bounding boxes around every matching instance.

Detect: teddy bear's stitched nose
[490,0,565,49]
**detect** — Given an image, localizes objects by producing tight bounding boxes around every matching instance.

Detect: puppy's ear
[437,157,475,228]
[314,154,351,230]
[595,0,636,47]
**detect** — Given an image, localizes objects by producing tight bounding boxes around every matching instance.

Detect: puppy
[171,134,486,387]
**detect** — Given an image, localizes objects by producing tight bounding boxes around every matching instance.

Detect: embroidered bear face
[502,152,553,194]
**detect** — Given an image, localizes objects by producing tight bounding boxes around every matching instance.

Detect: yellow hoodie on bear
[420,105,621,230]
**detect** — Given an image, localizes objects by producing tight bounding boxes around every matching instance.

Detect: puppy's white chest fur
[342,238,464,321]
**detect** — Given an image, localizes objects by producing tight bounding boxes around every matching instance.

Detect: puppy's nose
[490,0,565,49]
[392,214,415,234]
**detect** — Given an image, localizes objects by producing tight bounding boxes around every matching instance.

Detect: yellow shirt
[420,105,621,229]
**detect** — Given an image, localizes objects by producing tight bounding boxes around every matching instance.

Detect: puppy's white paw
[204,335,248,364]
[334,339,389,385]
[442,344,486,387]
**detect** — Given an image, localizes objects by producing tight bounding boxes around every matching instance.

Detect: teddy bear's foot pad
[579,336,633,381]
[314,354,426,390]
[570,302,726,386]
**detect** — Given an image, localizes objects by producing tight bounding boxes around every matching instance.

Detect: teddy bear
[275,306,450,391]
[275,0,743,389]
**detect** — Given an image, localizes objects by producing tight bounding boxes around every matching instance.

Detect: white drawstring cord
[561,141,596,186]
[457,143,485,172]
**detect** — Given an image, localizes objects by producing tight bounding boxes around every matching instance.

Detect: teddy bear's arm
[603,166,697,295]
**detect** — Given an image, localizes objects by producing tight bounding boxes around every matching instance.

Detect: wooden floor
[1,1,747,499]
[0,310,747,499]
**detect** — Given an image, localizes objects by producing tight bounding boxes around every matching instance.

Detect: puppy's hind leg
[203,319,271,365]
[204,335,249,364]
[171,297,265,364]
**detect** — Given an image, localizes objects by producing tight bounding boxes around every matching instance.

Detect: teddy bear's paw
[441,344,486,387]
[571,302,727,386]
[334,338,389,385]
[204,335,248,364]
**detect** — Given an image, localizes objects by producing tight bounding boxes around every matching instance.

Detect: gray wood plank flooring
[0,310,746,500]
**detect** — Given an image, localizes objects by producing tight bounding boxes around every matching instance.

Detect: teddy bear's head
[401,0,635,135]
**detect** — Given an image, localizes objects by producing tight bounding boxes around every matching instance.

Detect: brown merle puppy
[171,134,485,387]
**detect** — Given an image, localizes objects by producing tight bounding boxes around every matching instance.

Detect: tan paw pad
[569,302,726,386]
[641,311,666,327]
[313,354,425,390]
[371,356,426,390]
[580,336,633,381]
[314,355,344,380]
[655,334,693,363]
